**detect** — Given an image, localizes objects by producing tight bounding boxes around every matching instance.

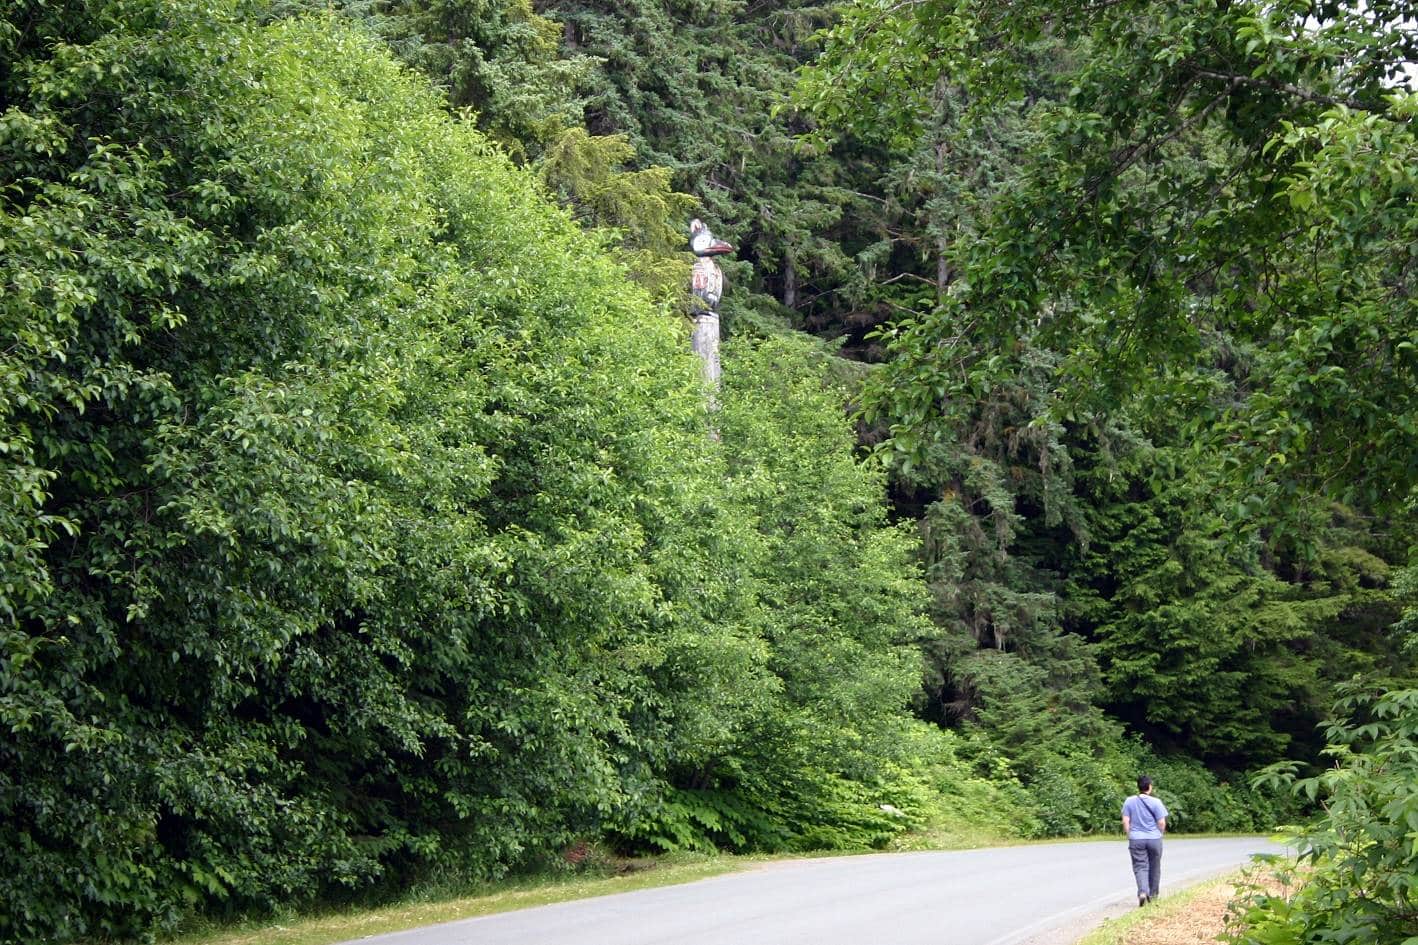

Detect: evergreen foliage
[538,129,696,300]
[1060,439,1406,768]
[801,0,1417,519]
[315,0,592,155]
[2,0,1414,938]
[540,0,877,338]
[799,0,1414,825]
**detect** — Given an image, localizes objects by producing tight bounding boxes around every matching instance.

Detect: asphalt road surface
[346,837,1284,945]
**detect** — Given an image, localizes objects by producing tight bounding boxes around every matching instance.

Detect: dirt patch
[1126,882,1237,944]
[1103,873,1289,945]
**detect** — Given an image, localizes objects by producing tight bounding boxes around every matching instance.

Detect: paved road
[346,837,1284,945]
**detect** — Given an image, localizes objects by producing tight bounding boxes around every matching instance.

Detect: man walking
[1122,775,1168,906]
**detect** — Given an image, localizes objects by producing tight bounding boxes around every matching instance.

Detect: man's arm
[1157,816,1166,834]
[1122,814,1131,833]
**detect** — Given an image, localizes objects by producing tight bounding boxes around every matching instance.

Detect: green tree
[538,128,696,300]
[795,0,1414,795]
[295,0,700,298]
[801,0,1417,521]
[1059,439,1405,767]
[0,2,762,936]
[620,334,939,853]
[315,0,591,156]
[542,0,881,337]
[1229,684,1418,945]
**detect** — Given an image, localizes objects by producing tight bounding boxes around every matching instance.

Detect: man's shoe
[1138,893,1150,907]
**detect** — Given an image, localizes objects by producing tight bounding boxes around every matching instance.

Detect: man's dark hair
[1137,775,1152,793]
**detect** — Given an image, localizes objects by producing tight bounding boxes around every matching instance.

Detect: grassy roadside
[161,823,1014,945]
[1076,873,1239,945]
[164,831,1263,945]
[164,855,739,945]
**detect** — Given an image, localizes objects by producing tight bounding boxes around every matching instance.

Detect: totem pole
[688,218,733,393]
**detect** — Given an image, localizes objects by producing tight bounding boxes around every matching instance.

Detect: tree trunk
[933,75,953,307]
[783,249,797,311]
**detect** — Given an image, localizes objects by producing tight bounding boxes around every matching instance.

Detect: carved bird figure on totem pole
[688,218,733,312]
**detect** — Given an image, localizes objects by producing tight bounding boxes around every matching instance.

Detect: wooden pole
[688,219,732,419]
[690,310,721,390]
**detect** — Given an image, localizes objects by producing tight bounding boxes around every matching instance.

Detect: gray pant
[1129,838,1163,898]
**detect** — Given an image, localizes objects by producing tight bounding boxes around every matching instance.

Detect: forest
[0,0,1414,942]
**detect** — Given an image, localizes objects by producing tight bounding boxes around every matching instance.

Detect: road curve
[343,837,1283,945]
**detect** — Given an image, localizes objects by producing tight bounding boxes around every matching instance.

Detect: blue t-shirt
[1122,793,1168,840]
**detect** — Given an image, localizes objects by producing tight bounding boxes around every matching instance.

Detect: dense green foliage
[798,1,1416,939]
[0,1,969,936]
[599,334,943,855]
[802,0,1417,517]
[2,0,1413,940]
[1059,442,1405,767]
[540,0,858,332]
[2,3,734,936]
[1227,684,1418,945]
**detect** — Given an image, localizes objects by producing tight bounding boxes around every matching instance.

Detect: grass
[160,820,1019,945]
[164,855,739,945]
[1074,873,1237,945]
[887,819,1019,851]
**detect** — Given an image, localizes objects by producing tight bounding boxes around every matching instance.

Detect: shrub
[0,2,741,937]
[1225,683,1418,945]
